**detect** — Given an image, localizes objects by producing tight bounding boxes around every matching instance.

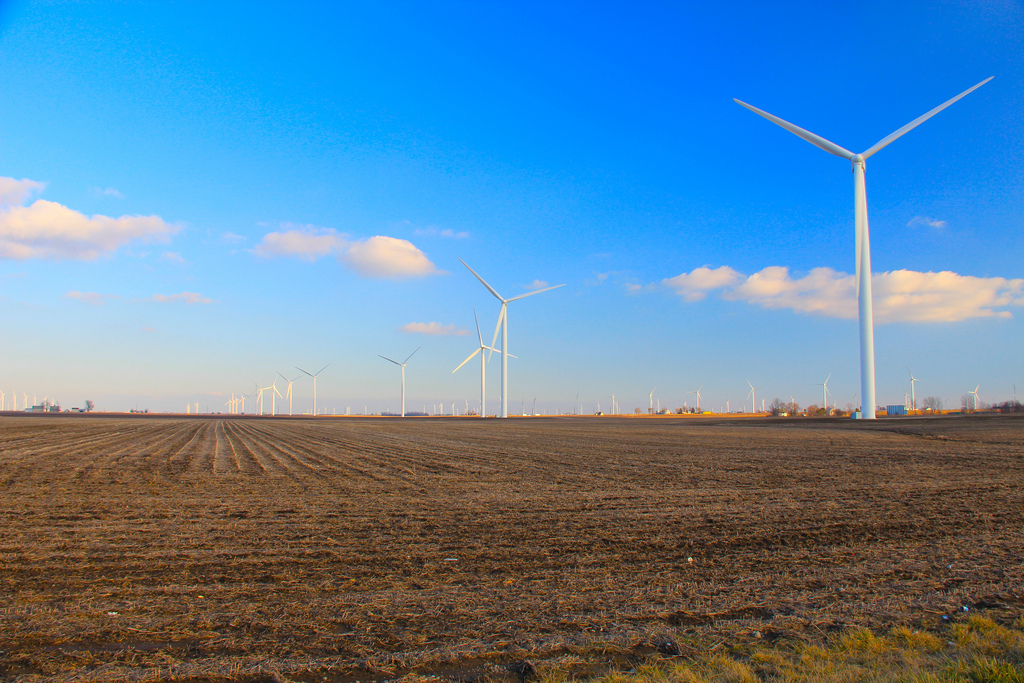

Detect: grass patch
[547,617,1024,683]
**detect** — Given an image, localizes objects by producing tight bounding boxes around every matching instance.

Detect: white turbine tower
[279,372,300,416]
[747,380,757,414]
[907,367,920,413]
[379,348,419,417]
[649,387,656,414]
[818,373,832,413]
[460,260,564,418]
[297,363,330,416]
[452,309,515,418]
[690,385,703,412]
[969,385,980,411]
[735,77,993,420]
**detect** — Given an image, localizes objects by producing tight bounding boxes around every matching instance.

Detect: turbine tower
[297,363,330,416]
[907,367,920,413]
[452,309,515,418]
[690,385,703,412]
[649,387,656,414]
[380,348,419,417]
[279,372,300,416]
[969,385,980,411]
[747,380,757,414]
[735,77,992,420]
[460,260,564,418]
[818,373,832,413]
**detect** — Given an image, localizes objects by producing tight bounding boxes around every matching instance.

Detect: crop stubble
[0,414,1022,681]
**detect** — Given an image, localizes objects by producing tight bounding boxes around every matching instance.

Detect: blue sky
[0,0,1021,414]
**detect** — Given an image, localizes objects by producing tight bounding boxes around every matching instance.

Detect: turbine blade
[404,347,420,364]
[734,99,854,159]
[488,305,505,361]
[473,309,483,346]
[315,363,331,376]
[379,354,401,365]
[460,259,505,302]
[861,77,993,159]
[296,366,313,377]
[452,348,481,373]
[506,283,566,302]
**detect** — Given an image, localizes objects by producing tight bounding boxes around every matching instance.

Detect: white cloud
[525,279,549,290]
[255,225,441,279]
[0,178,45,207]
[222,232,246,243]
[147,292,214,305]
[908,216,947,230]
[0,177,176,260]
[663,265,742,301]
[253,226,347,260]
[401,322,470,336]
[661,265,1024,323]
[65,290,118,305]
[342,235,441,279]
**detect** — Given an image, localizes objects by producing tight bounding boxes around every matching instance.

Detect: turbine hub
[851,153,864,164]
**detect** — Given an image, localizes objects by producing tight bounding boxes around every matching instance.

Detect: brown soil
[1,413,1022,682]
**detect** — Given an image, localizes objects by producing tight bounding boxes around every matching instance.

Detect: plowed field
[1,414,1022,682]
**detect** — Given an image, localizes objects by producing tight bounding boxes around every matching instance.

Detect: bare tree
[921,396,943,412]
[84,400,95,413]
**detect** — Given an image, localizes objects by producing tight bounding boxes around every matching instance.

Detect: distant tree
[805,403,819,417]
[787,401,801,416]
[961,394,971,412]
[634,407,642,415]
[995,400,1024,414]
[675,407,684,414]
[84,400,94,412]
[922,396,943,412]
[768,398,787,416]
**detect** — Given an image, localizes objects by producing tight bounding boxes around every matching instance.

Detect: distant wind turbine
[907,368,920,412]
[279,372,300,416]
[735,76,993,419]
[649,387,656,414]
[380,348,419,417]
[460,259,564,418]
[747,380,757,414]
[690,385,703,412]
[297,363,330,416]
[818,373,832,413]
[969,385,980,411]
[452,309,515,418]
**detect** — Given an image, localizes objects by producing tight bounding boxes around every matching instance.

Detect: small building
[886,405,908,416]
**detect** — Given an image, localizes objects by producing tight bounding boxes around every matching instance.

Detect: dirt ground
[1,413,1022,682]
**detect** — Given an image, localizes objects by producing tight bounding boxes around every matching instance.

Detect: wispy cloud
[525,279,549,290]
[660,265,1024,323]
[65,290,119,305]
[0,176,176,260]
[221,232,246,243]
[0,178,46,206]
[161,251,185,265]
[414,226,470,239]
[401,322,470,336]
[90,186,124,199]
[146,292,214,305]
[253,224,347,260]
[908,215,947,230]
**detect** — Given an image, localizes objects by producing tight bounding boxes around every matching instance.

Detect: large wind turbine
[297,363,330,416]
[379,348,419,417]
[746,380,757,414]
[279,372,300,416]
[690,385,703,412]
[460,260,564,418]
[735,77,992,419]
[818,373,832,413]
[649,387,656,414]
[452,309,515,417]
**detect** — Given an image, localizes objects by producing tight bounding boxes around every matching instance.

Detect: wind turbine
[907,368,920,413]
[279,372,300,416]
[969,385,980,411]
[735,77,993,420]
[460,259,564,418]
[649,387,656,414]
[380,348,419,417]
[747,380,757,414]
[690,385,703,412]
[452,309,515,418]
[297,363,330,416]
[818,373,832,413]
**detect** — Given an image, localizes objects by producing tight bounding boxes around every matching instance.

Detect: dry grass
[1,413,1022,682]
